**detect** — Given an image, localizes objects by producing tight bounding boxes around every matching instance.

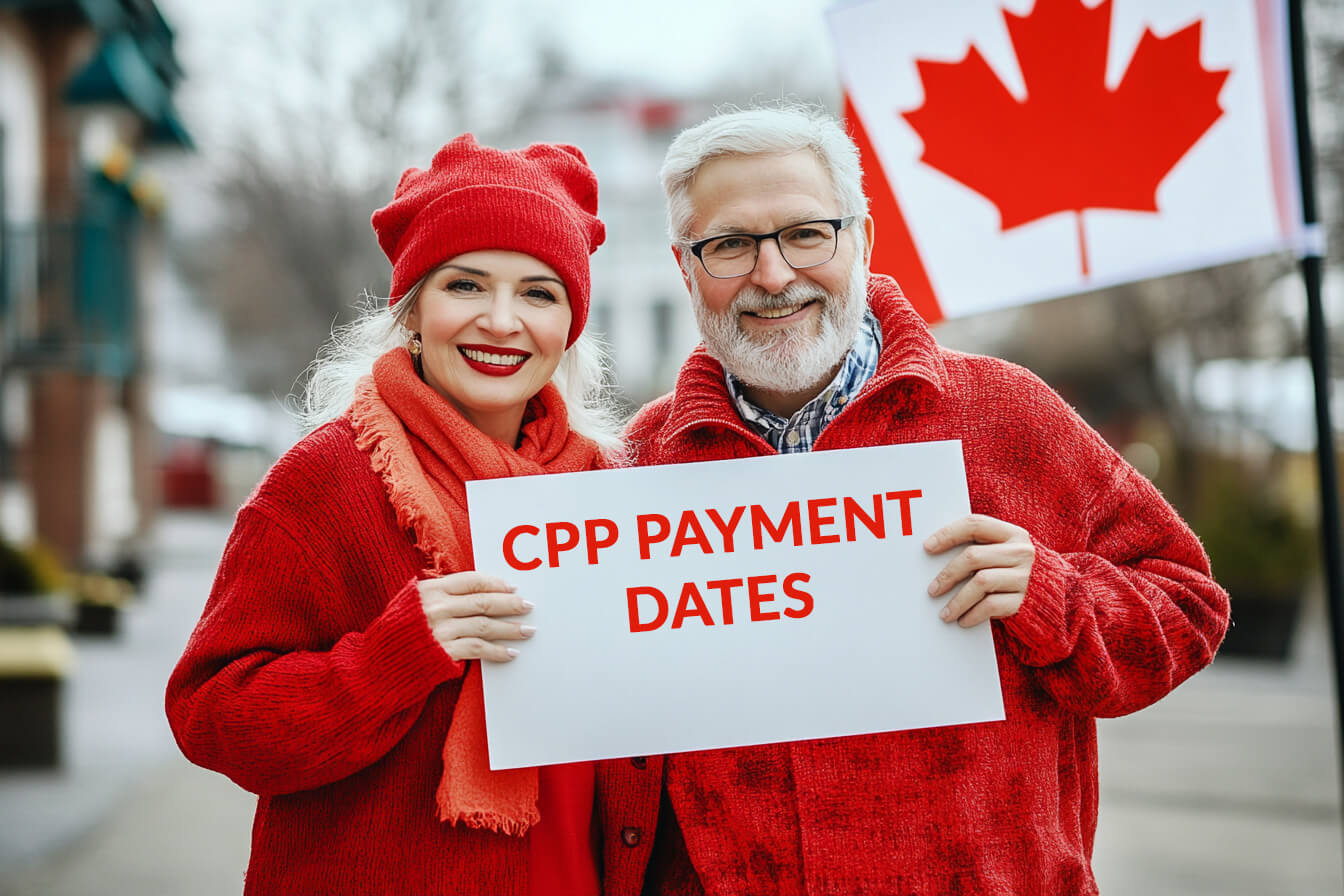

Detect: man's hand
[924,514,1035,627]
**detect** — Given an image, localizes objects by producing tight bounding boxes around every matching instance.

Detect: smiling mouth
[744,300,817,320]
[459,346,529,365]
[457,345,531,376]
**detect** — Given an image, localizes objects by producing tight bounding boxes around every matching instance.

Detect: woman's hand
[418,572,534,662]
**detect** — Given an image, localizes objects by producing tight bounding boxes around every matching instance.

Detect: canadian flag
[826,0,1306,323]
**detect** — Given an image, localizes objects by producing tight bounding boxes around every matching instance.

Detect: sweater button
[630,756,647,769]
[621,826,642,847]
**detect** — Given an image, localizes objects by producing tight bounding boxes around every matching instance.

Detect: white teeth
[751,304,806,319]
[461,348,527,366]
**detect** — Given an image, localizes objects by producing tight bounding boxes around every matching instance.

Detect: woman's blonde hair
[294,271,625,456]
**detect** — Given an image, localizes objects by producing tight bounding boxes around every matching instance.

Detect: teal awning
[0,1,144,35]
[146,102,193,150]
[0,0,107,22]
[64,31,167,122]
[73,0,125,31]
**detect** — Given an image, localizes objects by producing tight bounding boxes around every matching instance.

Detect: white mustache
[692,249,869,397]
[731,284,829,317]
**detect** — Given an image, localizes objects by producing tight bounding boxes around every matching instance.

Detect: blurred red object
[160,439,217,509]
[636,99,681,131]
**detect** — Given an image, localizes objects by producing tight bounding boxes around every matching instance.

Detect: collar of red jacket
[658,273,947,444]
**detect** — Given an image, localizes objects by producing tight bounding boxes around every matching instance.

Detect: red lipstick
[458,344,530,377]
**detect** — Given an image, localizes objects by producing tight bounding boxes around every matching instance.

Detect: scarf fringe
[349,377,460,575]
[346,361,550,836]
[440,809,534,837]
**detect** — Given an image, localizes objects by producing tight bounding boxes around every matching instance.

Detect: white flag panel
[827,0,1302,321]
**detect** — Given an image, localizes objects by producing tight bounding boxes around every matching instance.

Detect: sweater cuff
[361,577,466,695]
[1000,539,1075,666]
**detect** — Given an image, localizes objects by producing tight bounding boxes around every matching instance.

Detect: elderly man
[602,105,1229,895]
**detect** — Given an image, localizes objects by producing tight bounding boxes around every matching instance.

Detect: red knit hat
[371,134,606,347]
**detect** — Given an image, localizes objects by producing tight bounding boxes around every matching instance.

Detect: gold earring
[408,332,422,356]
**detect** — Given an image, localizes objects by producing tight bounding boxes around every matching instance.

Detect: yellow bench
[0,625,75,766]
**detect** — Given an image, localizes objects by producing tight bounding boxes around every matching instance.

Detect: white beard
[691,253,869,397]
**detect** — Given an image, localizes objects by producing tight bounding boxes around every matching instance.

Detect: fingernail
[507,583,520,593]
[923,537,937,551]
[940,607,951,621]
[506,648,520,657]
[521,600,536,610]
[520,625,537,637]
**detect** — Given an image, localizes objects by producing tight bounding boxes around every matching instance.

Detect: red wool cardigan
[612,275,1229,896]
[165,420,660,895]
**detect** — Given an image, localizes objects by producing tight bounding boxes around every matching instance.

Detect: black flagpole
[1287,0,1344,852]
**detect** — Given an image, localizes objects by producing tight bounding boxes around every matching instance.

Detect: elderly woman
[165,136,637,895]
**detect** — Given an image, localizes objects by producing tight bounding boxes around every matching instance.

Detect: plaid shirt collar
[726,308,882,453]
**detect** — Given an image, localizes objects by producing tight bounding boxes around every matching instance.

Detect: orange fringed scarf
[348,348,599,834]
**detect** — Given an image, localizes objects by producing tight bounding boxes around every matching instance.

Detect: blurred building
[501,80,714,406]
[0,0,190,570]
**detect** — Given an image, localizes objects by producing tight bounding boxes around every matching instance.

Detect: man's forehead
[696,208,831,239]
[687,151,837,237]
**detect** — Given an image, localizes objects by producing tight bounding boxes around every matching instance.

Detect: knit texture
[165,352,611,895]
[347,348,597,832]
[370,134,605,346]
[622,275,1230,896]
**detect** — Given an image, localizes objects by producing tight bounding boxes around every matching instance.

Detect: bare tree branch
[179,0,521,399]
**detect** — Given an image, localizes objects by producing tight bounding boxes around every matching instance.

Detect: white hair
[660,102,869,248]
[295,274,625,456]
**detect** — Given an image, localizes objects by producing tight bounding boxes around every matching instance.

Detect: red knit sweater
[165,419,660,895]
[614,276,1229,895]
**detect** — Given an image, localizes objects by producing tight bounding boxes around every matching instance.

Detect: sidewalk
[1093,591,1343,894]
[0,510,1340,895]
[0,511,253,896]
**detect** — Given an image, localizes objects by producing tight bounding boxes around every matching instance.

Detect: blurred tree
[1315,0,1344,266]
[177,0,557,400]
[937,0,1344,515]
[967,256,1298,510]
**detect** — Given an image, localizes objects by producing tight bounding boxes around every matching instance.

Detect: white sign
[827,0,1303,322]
[467,441,1005,770]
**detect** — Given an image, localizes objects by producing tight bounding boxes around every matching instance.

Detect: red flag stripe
[843,94,943,324]
[1254,0,1303,243]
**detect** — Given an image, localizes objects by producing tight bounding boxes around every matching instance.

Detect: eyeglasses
[687,217,856,279]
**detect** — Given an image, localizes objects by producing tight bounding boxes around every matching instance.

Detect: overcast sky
[155,0,847,152]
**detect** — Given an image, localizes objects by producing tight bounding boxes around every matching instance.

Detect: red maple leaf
[900,0,1230,276]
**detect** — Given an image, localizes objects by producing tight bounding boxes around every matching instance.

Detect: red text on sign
[626,572,814,632]
[636,490,922,560]
[503,518,619,571]
[500,490,923,570]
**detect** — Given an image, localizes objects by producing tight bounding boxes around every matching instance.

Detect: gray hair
[660,103,869,247]
[294,273,625,456]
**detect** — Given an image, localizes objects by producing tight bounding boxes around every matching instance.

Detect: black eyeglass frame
[686,216,857,279]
